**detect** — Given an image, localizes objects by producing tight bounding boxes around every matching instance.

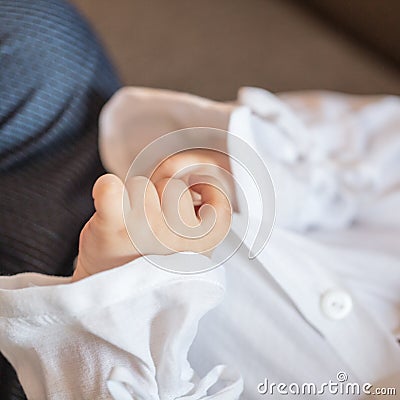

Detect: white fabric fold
[107,364,243,400]
[236,87,400,231]
[99,87,234,180]
[0,254,242,400]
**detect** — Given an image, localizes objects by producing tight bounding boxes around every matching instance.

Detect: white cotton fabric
[193,88,400,399]
[0,87,399,399]
[0,256,243,399]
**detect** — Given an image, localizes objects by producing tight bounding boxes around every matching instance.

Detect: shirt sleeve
[234,87,400,232]
[0,254,243,400]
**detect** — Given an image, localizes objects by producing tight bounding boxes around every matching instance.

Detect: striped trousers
[0,0,121,397]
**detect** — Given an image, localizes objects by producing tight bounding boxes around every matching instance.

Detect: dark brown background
[71,0,400,101]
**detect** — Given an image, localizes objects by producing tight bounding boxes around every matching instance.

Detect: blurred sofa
[71,0,400,101]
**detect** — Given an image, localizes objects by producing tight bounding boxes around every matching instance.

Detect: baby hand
[72,173,231,281]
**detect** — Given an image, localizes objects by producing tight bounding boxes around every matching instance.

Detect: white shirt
[0,87,399,399]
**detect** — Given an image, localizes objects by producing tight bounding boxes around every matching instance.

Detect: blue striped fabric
[0,0,121,397]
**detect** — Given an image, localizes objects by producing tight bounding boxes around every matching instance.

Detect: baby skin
[72,150,233,281]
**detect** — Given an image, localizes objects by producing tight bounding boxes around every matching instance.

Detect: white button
[320,289,353,320]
